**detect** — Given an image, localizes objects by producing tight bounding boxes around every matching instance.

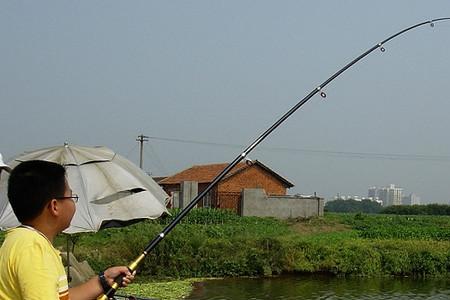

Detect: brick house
[158,160,294,212]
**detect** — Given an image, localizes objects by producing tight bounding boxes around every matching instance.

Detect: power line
[147,136,450,162]
[144,143,168,175]
[122,143,139,161]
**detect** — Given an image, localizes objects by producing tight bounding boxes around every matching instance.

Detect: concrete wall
[241,188,324,219]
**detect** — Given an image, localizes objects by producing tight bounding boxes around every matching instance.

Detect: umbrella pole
[97,17,450,300]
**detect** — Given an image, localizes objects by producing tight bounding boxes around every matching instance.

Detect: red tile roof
[159,162,245,184]
[159,160,294,187]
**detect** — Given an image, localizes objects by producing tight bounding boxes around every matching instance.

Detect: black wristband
[98,271,111,294]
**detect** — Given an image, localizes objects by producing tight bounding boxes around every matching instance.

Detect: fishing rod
[98,17,450,299]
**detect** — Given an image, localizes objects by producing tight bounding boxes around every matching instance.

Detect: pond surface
[185,274,450,300]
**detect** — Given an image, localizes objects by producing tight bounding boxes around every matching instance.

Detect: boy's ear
[47,199,60,216]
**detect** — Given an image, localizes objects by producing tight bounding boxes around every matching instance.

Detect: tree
[325,199,382,213]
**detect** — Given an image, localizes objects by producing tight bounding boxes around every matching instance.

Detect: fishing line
[98,18,450,300]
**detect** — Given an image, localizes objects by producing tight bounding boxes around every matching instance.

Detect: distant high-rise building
[402,193,421,205]
[377,184,403,206]
[411,193,421,205]
[368,187,377,199]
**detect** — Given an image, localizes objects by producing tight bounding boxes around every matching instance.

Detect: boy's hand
[104,266,136,287]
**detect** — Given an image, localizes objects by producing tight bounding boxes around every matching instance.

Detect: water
[185,275,450,300]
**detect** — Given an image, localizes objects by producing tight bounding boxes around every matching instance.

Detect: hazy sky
[1,1,450,203]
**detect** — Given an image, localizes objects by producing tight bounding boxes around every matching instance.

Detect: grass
[332,213,450,240]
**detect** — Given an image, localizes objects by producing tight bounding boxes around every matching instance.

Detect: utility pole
[136,134,149,169]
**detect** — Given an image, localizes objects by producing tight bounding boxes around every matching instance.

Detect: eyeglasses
[55,194,79,203]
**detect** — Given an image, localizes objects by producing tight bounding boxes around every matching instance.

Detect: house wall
[162,183,179,195]
[167,182,219,209]
[241,188,324,219]
[218,165,287,195]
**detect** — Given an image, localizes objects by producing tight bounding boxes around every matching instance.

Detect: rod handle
[96,253,146,300]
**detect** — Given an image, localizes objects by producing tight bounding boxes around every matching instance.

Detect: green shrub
[4,210,449,279]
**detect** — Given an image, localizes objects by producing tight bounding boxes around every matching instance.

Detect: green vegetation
[48,210,450,279]
[67,209,293,277]
[120,278,202,300]
[337,213,450,240]
[382,204,450,215]
[325,199,383,213]
[325,201,450,216]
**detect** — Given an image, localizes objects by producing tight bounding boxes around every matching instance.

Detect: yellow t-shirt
[0,227,69,300]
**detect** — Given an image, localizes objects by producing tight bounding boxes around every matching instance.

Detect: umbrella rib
[65,145,99,231]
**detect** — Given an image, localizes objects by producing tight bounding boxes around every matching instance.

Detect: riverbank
[2,210,450,299]
[65,210,450,278]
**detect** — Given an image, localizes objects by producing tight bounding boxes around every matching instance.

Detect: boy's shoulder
[7,227,41,238]
[3,227,53,251]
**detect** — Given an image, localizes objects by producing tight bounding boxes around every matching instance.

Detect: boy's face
[59,179,77,231]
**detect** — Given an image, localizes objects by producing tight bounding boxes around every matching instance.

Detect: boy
[0,160,135,299]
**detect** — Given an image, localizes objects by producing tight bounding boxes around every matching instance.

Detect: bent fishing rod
[98,17,450,299]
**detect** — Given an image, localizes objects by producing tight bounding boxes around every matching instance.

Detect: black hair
[8,160,66,223]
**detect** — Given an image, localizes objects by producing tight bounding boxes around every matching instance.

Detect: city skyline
[333,184,422,206]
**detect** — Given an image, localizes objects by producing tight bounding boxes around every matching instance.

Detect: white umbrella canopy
[0,144,169,233]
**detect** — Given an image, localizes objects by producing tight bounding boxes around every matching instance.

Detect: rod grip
[97,276,122,299]
[96,253,146,300]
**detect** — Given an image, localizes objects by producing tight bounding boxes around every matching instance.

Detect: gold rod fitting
[128,253,146,271]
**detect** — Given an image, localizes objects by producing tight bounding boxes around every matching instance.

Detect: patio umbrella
[0,143,169,234]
